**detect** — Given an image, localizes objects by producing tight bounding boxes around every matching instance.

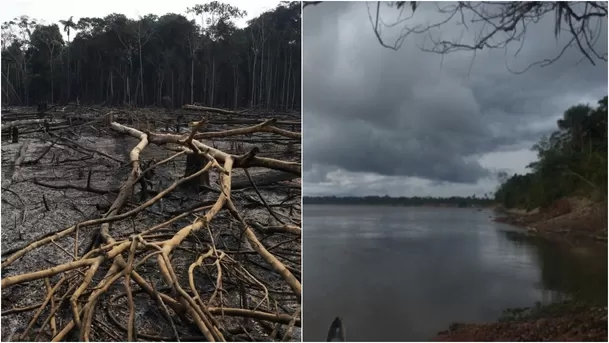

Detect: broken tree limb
[182,104,241,115]
[112,122,301,175]
[1,119,54,130]
[226,199,301,298]
[192,120,300,140]
[47,131,125,164]
[251,222,302,236]
[232,171,299,190]
[203,118,300,126]
[11,140,30,183]
[193,118,277,139]
[32,179,120,195]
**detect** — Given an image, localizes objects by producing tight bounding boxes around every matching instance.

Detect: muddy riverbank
[434,301,607,341]
[493,197,608,244]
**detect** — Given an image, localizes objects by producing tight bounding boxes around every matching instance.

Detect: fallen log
[1,119,54,130]
[182,104,240,115]
[232,171,299,190]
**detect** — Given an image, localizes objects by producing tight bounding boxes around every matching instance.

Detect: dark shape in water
[327,316,346,342]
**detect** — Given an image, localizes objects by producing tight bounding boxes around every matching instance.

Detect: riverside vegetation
[437,96,608,341]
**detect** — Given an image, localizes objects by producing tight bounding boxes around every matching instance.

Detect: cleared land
[1,104,302,341]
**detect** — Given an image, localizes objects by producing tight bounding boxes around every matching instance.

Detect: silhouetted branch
[366,1,607,72]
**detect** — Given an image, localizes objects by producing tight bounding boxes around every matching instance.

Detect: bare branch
[366,1,607,72]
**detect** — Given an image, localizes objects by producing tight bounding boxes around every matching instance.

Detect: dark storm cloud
[303,1,607,194]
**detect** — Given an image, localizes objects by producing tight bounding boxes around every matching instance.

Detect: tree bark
[190,59,194,104]
[67,32,71,102]
[184,153,210,190]
[138,38,145,106]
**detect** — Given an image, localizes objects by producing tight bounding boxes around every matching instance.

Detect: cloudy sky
[2,0,277,33]
[303,2,607,197]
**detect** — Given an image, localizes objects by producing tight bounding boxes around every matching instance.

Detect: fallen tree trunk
[182,104,240,115]
[232,171,299,190]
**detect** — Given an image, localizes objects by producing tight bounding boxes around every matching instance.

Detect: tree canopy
[495,95,608,209]
[1,1,301,110]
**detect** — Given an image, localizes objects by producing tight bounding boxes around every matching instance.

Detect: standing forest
[493,96,607,243]
[1,1,301,111]
[495,96,607,210]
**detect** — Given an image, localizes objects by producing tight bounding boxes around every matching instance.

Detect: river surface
[303,205,607,341]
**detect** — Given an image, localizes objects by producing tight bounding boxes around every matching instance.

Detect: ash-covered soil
[1,106,302,342]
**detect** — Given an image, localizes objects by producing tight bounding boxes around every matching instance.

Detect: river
[303,205,607,341]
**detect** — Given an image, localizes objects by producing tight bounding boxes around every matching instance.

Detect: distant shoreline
[303,196,495,208]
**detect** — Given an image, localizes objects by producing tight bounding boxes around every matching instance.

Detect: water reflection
[499,229,608,303]
[303,205,607,342]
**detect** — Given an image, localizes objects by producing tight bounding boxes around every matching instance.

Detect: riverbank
[493,197,607,243]
[434,301,608,341]
[434,197,608,341]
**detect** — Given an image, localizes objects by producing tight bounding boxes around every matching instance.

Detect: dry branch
[1,108,301,342]
[182,104,242,115]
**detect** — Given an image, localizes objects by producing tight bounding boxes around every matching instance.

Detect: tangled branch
[1,107,301,341]
[367,1,607,72]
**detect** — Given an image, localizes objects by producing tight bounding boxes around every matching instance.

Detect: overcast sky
[2,0,277,33]
[303,1,607,198]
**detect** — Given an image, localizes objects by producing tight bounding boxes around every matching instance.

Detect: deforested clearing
[1,105,302,341]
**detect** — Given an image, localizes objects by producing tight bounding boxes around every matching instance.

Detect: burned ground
[1,105,301,341]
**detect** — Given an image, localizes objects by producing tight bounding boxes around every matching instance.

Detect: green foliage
[495,96,608,209]
[1,2,301,110]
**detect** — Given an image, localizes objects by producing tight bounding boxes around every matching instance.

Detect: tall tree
[496,95,608,209]
[59,16,76,101]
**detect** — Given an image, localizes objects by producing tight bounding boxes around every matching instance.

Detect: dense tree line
[495,96,608,209]
[1,1,301,110]
[303,195,494,207]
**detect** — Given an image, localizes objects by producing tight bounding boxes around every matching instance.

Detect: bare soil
[493,197,608,244]
[434,302,608,342]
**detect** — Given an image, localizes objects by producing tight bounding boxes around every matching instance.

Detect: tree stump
[139,159,156,201]
[37,102,47,113]
[184,153,211,191]
[11,127,18,143]
[286,141,295,154]
[162,95,172,114]
[103,112,114,126]
[175,111,185,133]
